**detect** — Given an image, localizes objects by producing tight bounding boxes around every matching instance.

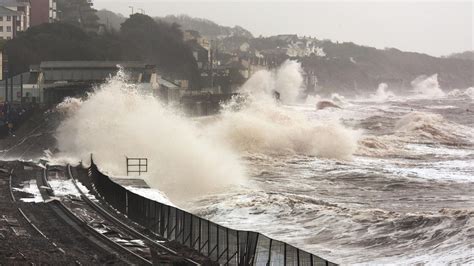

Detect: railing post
[190,214,193,247]
[226,228,229,264]
[297,248,300,266]
[267,239,272,265]
[236,231,240,265]
[198,218,201,250]
[207,221,210,256]
[125,191,129,216]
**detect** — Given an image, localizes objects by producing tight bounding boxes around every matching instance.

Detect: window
[0,17,3,21]
[7,26,11,32]
[7,16,11,21]
[0,26,3,32]
[6,37,11,40]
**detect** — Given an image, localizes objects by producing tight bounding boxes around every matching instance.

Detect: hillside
[299,41,473,95]
[218,35,473,95]
[97,11,253,40]
[92,9,473,94]
[157,15,253,39]
[447,51,474,61]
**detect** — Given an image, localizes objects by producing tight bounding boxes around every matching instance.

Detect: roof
[0,72,32,86]
[40,61,152,70]
[158,77,179,88]
[0,5,20,16]
[0,0,29,7]
[186,40,208,53]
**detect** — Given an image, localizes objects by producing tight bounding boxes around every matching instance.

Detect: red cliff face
[30,0,50,26]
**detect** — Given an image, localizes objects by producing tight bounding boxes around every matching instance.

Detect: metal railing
[88,158,336,266]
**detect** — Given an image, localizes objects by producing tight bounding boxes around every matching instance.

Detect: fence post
[125,191,129,216]
[226,228,229,264]
[198,218,201,250]
[167,205,171,238]
[207,221,210,256]
[297,248,300,266]
[253,234,259,265]
[190,214,193,247]
[267,239,272,265]
[236,231,240,265]
[216,225,219,262]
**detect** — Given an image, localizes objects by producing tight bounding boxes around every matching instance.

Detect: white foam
[410,74,445,99]
[55,70,246,201]
[125,186,174,206]
[48,179,81,197]
[368,83,396,102]
[14,179,43,203]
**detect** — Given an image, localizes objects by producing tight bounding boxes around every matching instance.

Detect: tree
[121,14,200,87]
[4,23,121,76]
[4,14,200,87]
[56,0,100,32]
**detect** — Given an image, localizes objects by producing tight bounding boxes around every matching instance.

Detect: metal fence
[88,159,336,266]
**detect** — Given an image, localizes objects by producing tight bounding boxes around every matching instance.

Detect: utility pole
[129,6,134,16]
[20,74,23,105]
[10,76,13,102]
[4,77,7,103]
[210,40,214,89]
[3,53,8,102]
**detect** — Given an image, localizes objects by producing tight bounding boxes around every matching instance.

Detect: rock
[316,100,341,110]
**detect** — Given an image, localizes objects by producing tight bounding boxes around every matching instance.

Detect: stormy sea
[187,92,474,264]
[18,61,473,265]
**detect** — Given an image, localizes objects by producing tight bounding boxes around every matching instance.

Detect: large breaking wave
[55,61,359,201]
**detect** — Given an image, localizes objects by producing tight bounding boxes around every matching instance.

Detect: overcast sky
[93,0,473,57]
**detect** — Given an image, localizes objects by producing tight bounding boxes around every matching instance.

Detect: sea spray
[55,60,360,201]
[447,87,474,100]
[207,60,360,159]
[369,83,396,102]
[411,74,445,98]
[55,71,246,201]
[240,60,304,104]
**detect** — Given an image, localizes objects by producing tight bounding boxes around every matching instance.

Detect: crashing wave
[369,83,397,102]
[410,74,445,99]
[448,87,474,100]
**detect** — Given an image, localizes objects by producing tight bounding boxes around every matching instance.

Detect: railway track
[66,165,201,265]
[37,164,153,265]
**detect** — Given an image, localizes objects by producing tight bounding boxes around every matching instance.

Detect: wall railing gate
[88,157,337,266]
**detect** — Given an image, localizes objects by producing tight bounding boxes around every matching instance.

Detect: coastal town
[0,0,473,265]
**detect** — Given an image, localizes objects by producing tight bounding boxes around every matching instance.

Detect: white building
[0,0,30,40]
